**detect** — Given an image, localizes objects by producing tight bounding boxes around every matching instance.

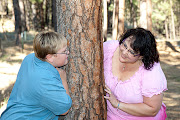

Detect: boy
[0,31,72,120]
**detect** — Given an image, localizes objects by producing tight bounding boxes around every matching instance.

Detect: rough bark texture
[56,0,106,119]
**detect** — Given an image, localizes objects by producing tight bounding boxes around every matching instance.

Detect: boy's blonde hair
[33,31,67,61]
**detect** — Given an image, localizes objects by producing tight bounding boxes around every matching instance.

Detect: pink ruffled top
[103,40,167,120]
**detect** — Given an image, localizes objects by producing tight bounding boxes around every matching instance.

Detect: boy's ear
[46,54,54,63]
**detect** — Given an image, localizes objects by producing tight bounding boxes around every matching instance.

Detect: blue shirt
[0,53,72,120]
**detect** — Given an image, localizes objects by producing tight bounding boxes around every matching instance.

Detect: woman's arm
[118,94,163,116]
[104,85,163,117]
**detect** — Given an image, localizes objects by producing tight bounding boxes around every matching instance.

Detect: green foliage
[30,0,43,4]
[108,2,114,11]
[152,0,172,34]
[152,2,170,21]
[132,0,138,6]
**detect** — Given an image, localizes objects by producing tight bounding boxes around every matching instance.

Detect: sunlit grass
[0,54,10,61]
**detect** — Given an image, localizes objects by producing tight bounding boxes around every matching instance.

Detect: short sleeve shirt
[103,40,167,120]
[0,53,72,120]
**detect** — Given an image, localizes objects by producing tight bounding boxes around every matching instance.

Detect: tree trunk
[112,0,119,40]
[19,0,27,32]
[146,0,152,31]
[13,0,21,45]
[129,0,138,28]
[40,2,45,30]
[0,38,2,52]
[164,19,169,50]
[140,0,147,29]
[45,0,49,28]
[118,0,125,37]
[24,0,33,30]
[103,0,108,42]
[34,1,45,30]
[170,0,176,40]
[56,0,106,119]
[165,19,169,41]
[169,22,172,40]
[52,0,57,31]
[0,1,4,13]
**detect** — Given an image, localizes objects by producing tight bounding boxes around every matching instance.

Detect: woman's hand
[104,85,119,108]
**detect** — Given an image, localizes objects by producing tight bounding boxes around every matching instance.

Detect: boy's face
[51,46,69,67]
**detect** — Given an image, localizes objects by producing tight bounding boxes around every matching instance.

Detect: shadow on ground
[160,49,180,119]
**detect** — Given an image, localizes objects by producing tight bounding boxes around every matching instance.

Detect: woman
[104,28,167,120]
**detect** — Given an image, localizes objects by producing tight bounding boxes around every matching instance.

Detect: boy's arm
[56,68,71,115]
[56,68,70,96]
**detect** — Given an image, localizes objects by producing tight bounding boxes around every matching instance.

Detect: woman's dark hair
[119,28,159,70]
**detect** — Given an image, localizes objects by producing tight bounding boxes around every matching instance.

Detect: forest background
[0,0,180,119]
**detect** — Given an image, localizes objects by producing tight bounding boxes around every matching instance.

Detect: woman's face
[119,37,141,63]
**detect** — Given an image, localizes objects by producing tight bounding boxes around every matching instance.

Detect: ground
[157,41,180,120]
[0,33,180,119]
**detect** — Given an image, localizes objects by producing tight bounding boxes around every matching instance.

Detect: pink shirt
[103,40,167,120]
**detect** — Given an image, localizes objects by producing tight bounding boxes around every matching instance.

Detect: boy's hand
[56,68,70,96]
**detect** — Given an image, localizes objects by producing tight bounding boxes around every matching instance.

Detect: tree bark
[146,0,152,31]
[112,0,119,40]
[118,0,125,37]
[34,1,45,30]
[19,0,27,32]
[24,0,33,30]
[13,0,21,45]
[52,0,57,31]
[57,0,106,119]
[45,0,50,29]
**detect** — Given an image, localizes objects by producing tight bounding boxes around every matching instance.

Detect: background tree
[13,0,21,45]
[140,0,147,29]
[103,0,108,41]
[112,0,119,40]
[170,0,176,40]
[19,0,27,32]
[125,0,139,29]
[118,0,125,36]
[45,0,50,29]
[56,0,106,119]
[146,0,152,31]
[52,0,57,31]
[34,0,45,30]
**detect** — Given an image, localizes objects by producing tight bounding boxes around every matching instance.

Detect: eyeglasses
[56,48,69,55]
[120,41,140,57]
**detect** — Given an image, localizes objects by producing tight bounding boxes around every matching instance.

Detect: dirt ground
[0,38,180,119]
[157,41,180,120]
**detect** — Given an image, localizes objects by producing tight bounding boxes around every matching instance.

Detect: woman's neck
[120,60,142,72]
